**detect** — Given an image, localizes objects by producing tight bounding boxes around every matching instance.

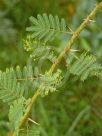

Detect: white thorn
[89,19,96,22]
[28,118,40,125]
[70,49,80,52]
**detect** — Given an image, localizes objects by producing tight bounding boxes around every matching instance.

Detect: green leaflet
[16,65,41,93]
[26,13,70,43]
[9,97,26,135]
[69,53,102,81]
[0,68,25,103]
[0,65,37,103]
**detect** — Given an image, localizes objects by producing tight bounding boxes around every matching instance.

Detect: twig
[12,2,102,135]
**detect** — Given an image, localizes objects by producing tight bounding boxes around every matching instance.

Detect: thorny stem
[12,2,102,136]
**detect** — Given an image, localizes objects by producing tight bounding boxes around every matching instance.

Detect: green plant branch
[12,2,102,135]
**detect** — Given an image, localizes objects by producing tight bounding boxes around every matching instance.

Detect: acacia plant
[0,2,102,136]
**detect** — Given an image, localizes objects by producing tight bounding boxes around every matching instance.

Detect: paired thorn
[83,19,96,23]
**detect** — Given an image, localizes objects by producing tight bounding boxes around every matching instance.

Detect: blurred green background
[0,0,102,136]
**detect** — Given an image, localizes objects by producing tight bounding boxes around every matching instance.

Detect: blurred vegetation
[0,0,102,136]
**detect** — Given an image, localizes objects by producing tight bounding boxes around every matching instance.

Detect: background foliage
[0,0,102,136]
